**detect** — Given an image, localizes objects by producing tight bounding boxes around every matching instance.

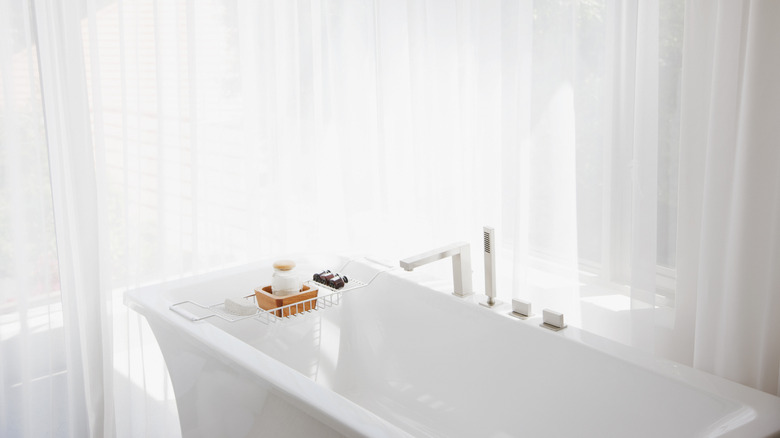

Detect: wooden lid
[273,260,296,271]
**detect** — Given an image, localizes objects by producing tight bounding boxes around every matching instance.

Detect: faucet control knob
[511,299,532,317]
[541,309,567,331]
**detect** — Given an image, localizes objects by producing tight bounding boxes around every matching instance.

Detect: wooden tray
[254,284,318,317]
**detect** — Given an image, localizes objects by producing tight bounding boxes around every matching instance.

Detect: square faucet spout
[400,242,473,297]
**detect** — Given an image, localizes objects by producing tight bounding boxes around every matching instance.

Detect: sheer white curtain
[509,0,676,344]
[509,0,780,397]
[2,0,780,437]
[508,0,780,397]
[1,1,87,436]
[675,0,780,395]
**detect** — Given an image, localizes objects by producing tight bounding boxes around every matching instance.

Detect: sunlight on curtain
[81,2,514,282]
[507,0,685,347]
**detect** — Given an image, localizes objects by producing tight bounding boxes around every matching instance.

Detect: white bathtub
[125,256,780,437]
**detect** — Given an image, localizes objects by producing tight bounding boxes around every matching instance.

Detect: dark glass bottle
[329,274,349,289]
[318,271,336,284]
[313,270,331,282]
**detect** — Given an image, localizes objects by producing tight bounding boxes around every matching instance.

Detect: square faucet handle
[541,309,567,331]
[511,299,532,317]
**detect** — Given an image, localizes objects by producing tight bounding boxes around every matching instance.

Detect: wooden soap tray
[254,284,318,317]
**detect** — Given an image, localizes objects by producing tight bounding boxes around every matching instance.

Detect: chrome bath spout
[400,242,473,297]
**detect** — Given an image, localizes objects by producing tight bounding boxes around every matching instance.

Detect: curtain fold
[32,0,114,435]
[677,0,780,395]
[1,0,91,436]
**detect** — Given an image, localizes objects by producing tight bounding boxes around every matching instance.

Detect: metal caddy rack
[169,259,388,325]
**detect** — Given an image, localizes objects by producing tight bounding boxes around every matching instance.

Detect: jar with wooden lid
[271,260,301,297]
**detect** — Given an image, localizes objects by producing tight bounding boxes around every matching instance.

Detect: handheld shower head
[483,226,496,305]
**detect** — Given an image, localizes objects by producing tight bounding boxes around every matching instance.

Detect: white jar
[271,260,301,297]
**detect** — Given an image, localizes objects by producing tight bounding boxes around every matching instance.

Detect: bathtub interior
[166,259,750,438]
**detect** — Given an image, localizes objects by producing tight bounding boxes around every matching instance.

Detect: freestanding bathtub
[125,255,780,437]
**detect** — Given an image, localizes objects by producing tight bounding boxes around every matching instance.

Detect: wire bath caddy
[169,278,367,324]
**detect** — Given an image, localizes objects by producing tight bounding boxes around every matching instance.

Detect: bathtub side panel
[146,316,349,438]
